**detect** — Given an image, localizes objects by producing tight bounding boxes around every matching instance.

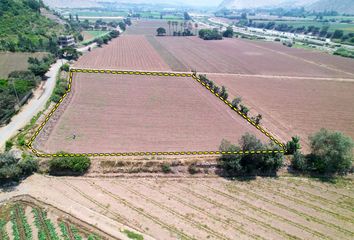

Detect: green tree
[219,86,228,99]
[332,29,344,39]
[49,154,91,175]
[223,26,234,38]
[240,105,249,116]
[307,129,353,175]
[231,97,242,109]
[286,136,301,154]
[156,27,166,36]
[219,139,242,174]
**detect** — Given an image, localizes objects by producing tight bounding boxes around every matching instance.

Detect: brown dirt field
[81,31,95,41]
[0,52,48,78]
[35,72,268,154]
[249,41,354,76]
[1,174,353,240]
[208,74,354,151]
[152,36,354,78]
[74,35,171,71]
[125,20,170,36]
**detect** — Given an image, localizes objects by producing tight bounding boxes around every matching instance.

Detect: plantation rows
[0,203,101,240]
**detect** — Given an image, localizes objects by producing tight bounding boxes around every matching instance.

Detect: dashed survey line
[27,68,286,158]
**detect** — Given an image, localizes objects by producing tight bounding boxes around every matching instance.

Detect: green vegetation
[223,26,234,38]
[123,229,144,240]
[161,163,171,173]
[0,219,9,240]
[81,31,110,45]
[199,29,223,40]
[291,129,353,176]
[156,27,166,36]
[219,133,284,176]
[32,208,60,240]
[0,153,38,183]
[59,222,70,240]
[286,136,301,154]
[48,154,91,175]
[70,225,83,240]
[10,204,32,240]
[333,47,354,58]
[0,0,65,52]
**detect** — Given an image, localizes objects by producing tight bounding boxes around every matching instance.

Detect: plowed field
[208,74,354,151]
[34,72,267,154]
[2,174,353,240]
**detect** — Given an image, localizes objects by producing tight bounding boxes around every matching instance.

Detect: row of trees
[197,74,262,124]
[95,30,120,47]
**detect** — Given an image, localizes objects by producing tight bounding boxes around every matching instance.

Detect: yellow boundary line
[26,68,286,158]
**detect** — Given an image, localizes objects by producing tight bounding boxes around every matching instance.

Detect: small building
[58,35,76,48]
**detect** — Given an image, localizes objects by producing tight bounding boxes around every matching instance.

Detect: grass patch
[123,229,144,240]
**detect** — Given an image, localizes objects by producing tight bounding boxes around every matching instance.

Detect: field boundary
[27,68,286,158]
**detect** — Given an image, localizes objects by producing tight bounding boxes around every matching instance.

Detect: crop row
[10,204,32,240]
[32,207,60,240]
[0,219,9,240]
[59,222,71,240]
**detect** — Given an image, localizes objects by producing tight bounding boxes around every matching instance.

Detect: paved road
[0,59,67,150]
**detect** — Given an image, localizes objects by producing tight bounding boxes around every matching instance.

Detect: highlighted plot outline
[27,68,286,158]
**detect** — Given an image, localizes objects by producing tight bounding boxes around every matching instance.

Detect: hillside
[0,0,65,52]
[307,0,354,14]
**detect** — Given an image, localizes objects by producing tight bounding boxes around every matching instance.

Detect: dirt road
[0,59,67,150]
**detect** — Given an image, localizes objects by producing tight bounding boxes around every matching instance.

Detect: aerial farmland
[1,1,354,240]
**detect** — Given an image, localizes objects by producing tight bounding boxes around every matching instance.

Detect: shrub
[17,135,26,146]
[161,163,171,173]
[60,64,70,72]
[231,97,242,109]
[49,154,91,175]
[219,86,228,100]
[219,134,284,176]
[307,129,353,175]
[0,153,37,183]
[240,105,249,116]
[286,136,301,154]
[18,155,38,175]
[188,164,199,174]
[292,151,307,171]
[5,141,13,152]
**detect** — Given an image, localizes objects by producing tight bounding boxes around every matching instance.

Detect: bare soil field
[152,36,354,78]
[125,20,170,36]
[0,52,48,78]
[34,72,267,154]
[1,174,353,240]
[209,74,354,150]
[74,35,171,71]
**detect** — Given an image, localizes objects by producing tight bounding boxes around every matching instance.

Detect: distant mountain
[306,0,354,14]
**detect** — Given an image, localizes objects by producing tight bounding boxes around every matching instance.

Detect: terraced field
[2,174,353,240]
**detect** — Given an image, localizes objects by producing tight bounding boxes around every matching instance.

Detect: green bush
[5,140,13,152]
[0,153,37,183]
[60,64,70,72]
[161,163,171,173]
[292,151,307,171]
[219,133,284,176]
[17,134,26,146]
[307,129,353,175]
[49,154,91,175]
[286,136,301,154]
[122,229,143,240]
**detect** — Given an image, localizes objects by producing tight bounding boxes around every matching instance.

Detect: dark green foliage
[78,34,84,41]
[286,136,301,154]
[0,0,64,52]
[219,133,284,176]
[307,129,353,175]
[59,47,80,60]
[156,27,167,36]
[109,30,119,38]
[161,163,171,173]
[219,86,228,100]
[123,18,132,26]
[184,12,191,21]
[60,64,70,72]
[223,26,234,38]
[5,140,13,152]
[49,154,91,175]
[292,151,307,171]
[332,29,344,39]
[240,105,249,116]
[198,29,223,40]
[17,134,26,146]
[96,38,104,47]
[231,97,242,109]
[28,55,55,77]
[334,48,354,59]
[118,22,126,31]
[0,153,37,183]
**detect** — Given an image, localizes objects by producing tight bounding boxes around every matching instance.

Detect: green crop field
[81,31,110,44]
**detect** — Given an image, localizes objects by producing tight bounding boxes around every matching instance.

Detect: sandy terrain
[1,174,353,240]
[35,72,268,154]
